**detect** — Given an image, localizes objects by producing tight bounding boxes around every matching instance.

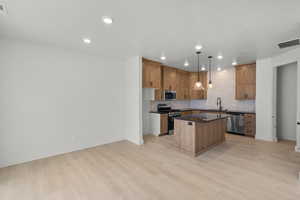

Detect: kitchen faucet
[217,97,222,112]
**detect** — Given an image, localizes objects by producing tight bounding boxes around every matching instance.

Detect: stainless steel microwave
[164,91,176,100]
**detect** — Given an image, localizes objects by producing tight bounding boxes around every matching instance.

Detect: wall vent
[278,39,300,49]
[0,2,7,15]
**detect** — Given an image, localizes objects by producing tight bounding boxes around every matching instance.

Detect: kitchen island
[174,113,228,156]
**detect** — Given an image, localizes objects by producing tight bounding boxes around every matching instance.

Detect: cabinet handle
[187,122,193,126]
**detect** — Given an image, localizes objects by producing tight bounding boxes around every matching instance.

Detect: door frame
[272,63,298,144]
[269,51,300,152]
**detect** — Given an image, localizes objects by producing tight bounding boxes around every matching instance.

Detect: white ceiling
[1,0,300,71]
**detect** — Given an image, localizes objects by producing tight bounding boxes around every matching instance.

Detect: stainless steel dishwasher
[226,112,245,135]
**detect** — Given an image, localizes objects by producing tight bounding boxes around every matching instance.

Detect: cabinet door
[176,70,184,100]
[154,89,163,101]
[179,121,195,152]
[160,114,168,135]
[175,69,190,100]
[182,71,191,99]
[150,63,162,88]
[244,114,256,137]
[163,66,177,91]
[235,64,256,100]
[142,59,161,89]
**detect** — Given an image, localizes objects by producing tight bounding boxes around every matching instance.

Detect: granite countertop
[175,113,229,123]
[149,108,255,114]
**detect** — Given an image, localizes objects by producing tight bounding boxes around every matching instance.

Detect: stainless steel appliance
[157,104,171,113]
[168,111,181,135]
[227,112,245,135]
[164,91,176,100]
[157,104,181,135]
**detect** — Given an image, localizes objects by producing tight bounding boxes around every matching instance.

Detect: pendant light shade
[194,51,204,90]
[208,56,213,89]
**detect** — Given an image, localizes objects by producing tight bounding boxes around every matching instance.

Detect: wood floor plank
[0,134,300,200]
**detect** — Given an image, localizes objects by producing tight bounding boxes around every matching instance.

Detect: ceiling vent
[0,2,7,15]
[278,39,300,49]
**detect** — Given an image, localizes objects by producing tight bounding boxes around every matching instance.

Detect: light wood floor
[1,134,300,200]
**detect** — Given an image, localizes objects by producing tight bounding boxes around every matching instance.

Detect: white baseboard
[255,136,278,142]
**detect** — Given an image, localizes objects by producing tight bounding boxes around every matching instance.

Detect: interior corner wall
[256,58,275,141]
[256,47,300,149]
[0,39,125,168]
[123,56,143,145]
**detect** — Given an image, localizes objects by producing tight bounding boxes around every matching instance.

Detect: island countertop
[175,113,229,123]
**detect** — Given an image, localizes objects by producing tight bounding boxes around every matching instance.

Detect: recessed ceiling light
[195,45,203,50]
[217,67,222,71]
[217,55,223,60]
[160,56,166,60]
[102,16,113,24]
[232,61,237,66]
[201,67,206,71]
[184,60,189,67]
[83,38,91,44]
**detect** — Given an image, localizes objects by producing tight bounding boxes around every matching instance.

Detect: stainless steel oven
[168,111,181,135]
[164,91,176,100]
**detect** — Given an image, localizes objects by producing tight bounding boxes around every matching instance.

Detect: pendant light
[208,56,213,88]
[194,51,204,90]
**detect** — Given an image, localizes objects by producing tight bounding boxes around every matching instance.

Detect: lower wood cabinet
[160,114,168,135]
[244,114,256,137]
[174,118,226,156]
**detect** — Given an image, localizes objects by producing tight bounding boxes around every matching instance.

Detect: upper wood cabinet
[235,63,256,100]
[189,72,207,99]
[176,69,190,100]
[162,66,177,91]
[142,58,162,89]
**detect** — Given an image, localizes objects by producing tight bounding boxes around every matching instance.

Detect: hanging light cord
[197,53,200,81]
[208,56,212,82]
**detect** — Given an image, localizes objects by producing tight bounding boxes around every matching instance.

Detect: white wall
[256,47,300,151]
[123,57,143,144]
[0,39,125,167]
[190,67,255,112]
[256,58,275,141]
